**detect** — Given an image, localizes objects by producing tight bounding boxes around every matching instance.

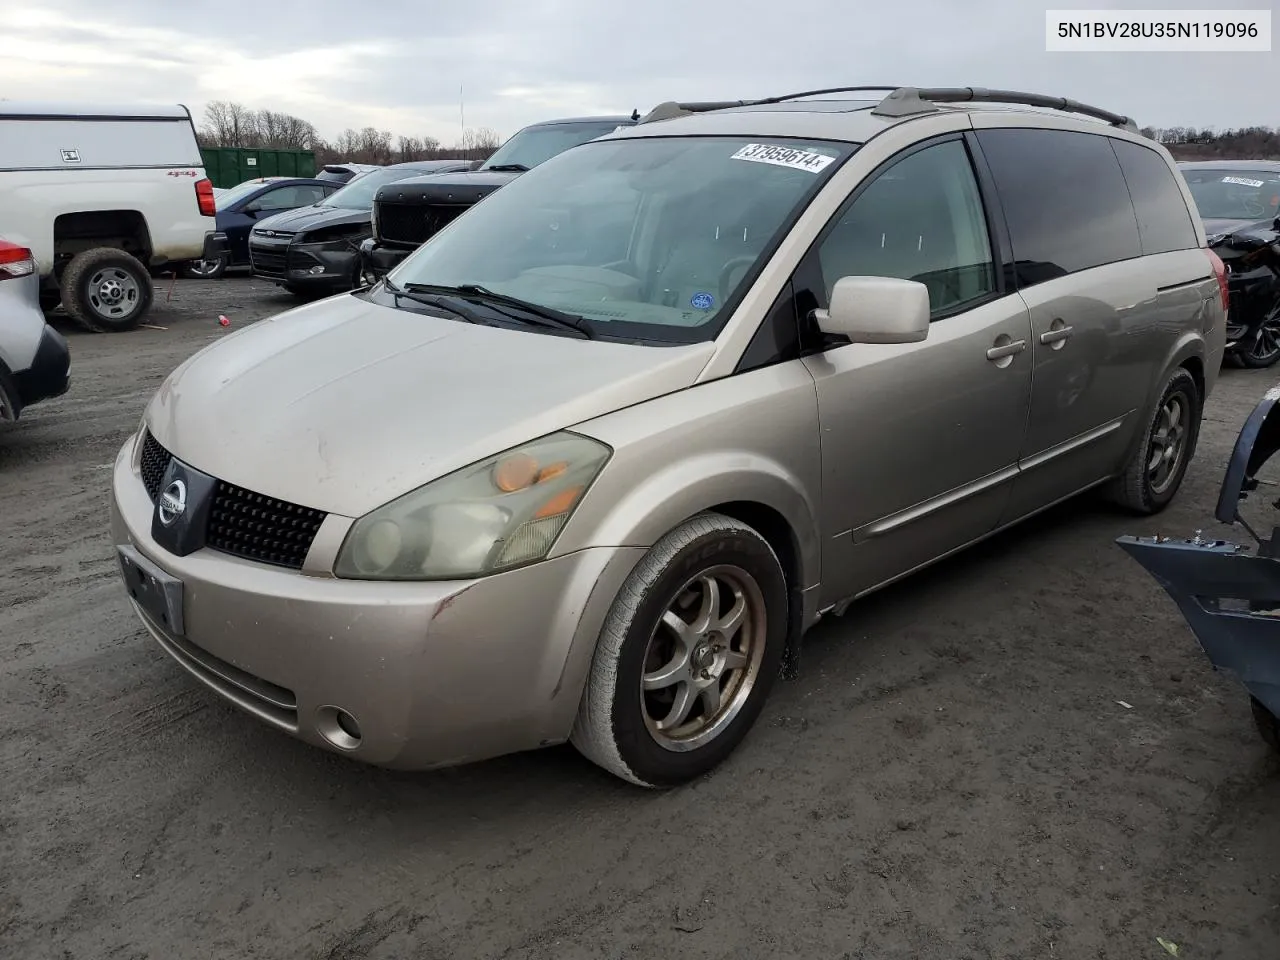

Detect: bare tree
[456,126,502,161]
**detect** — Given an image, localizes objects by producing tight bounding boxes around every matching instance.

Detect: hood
[145,294,714,517]
[1204,216,1276,240]
[253,204,370,236]
[376,169,520,205]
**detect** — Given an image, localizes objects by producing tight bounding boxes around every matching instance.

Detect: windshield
[388,136,853,341]
[481,121,630,171]
[319,166,428,210]
[1185,168,1280,221]
[215,179,276,209]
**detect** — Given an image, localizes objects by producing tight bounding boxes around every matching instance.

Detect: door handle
[1040,325,1074,345]
[986,339,1026,361]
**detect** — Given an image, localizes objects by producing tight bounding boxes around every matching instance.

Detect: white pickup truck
[0,102,223,332]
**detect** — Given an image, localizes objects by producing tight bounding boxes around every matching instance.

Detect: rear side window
[976,128,1141,287]
[1111,140,1199,254]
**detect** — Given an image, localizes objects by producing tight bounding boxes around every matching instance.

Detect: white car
[0,101,222,332]
[0,238,70,421]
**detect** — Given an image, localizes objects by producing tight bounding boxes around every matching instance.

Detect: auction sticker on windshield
[1223,176,1266,187]
[730,143,835,173]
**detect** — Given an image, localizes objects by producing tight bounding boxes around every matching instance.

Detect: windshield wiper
[484,164,530,172]
[383,279,492,326]
[403,282,594,339]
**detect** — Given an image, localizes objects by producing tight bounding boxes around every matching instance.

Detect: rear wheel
[1108,366,1201,514]
[60,247,153,333]
[180,255,228,280]
[571,512,788,787]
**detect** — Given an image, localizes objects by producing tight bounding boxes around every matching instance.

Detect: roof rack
[637,88,902,124]
[871,87,1138,132]
[636,86,1139,133]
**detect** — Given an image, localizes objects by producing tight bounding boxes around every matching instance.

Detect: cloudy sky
[1,0,1274,145]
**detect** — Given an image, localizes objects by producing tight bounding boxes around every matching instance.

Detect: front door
[799,136,1034,606]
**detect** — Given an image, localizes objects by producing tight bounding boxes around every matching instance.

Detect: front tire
[571,512,788,787]
[1108,366,1201,514]
[60,247,153,333]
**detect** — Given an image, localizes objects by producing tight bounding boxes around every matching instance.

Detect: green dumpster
[199,147,317,188]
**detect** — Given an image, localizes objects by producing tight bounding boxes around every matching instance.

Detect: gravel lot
[2,274,1279,960]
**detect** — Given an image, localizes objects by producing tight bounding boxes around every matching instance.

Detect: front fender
[553,451,820,588]
[551,363,824,597]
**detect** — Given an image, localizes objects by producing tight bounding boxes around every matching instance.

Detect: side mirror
[813,276,930,344]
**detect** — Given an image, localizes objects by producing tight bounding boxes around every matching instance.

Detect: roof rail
[637,101,760,123]
[871,87,1138,132]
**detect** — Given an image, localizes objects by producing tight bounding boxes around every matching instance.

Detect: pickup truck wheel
[571,512,788,787]
[180,255,228,280]
[1108,366,1201,515]
[60,247,153,333]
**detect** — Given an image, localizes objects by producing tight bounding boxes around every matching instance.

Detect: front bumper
[250,234,361,290]
[13,324,70,410]
[109,437,644,770]
[359,239,413,280]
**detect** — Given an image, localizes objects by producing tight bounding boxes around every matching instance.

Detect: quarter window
[815,139,995,317]
[1112,140,1199,255]
[975,128,1141,286]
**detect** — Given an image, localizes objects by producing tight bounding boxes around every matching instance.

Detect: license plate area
[117,544,185,636]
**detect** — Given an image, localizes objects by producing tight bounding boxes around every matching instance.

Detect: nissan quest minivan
[110,87,1227,787]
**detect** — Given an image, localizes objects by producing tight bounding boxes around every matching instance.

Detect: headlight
[370,203,379,240]
[334,431,611,580]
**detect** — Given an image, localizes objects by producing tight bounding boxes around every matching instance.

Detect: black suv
[360,115,638,280]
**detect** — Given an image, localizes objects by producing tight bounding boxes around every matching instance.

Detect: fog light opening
[316,705,362,751]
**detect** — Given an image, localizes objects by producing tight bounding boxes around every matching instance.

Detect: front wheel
[1234,308,1280,369]
[571,512,788,787]
[1108,366,1201,514]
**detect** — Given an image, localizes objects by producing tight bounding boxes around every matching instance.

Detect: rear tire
[180,255,228,280]
[1235,308,1280,369]
[1251,696,1280,752]
[570,512,788,787]
[60,247,153,333]
[1108,366,1201,515]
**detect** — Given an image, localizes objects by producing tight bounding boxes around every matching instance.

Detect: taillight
[195,178,216,217]
[0,239,35,281]
[1205,248,1229,314]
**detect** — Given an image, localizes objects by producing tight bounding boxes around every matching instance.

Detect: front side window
[1183,167,1280,222]
[389,136,854,342]
[814,139,995,316]
[481,121,630,171]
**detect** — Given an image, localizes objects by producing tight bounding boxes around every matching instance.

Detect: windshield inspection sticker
[730,143,834,174]
[1222,176,1266,188]
[691,292,715,310]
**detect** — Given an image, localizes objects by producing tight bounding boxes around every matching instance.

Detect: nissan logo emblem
[158,478,188,527]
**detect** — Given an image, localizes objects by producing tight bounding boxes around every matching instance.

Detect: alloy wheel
[641,564,767,752]
[1147,393,1188,496]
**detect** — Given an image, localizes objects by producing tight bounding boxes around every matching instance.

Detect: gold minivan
[112,87,1227,787]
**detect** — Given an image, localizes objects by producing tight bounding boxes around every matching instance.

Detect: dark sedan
[183,177,339,279]
[361,115,638,280]
[248,159,471,299]
[1182,160,1280,367]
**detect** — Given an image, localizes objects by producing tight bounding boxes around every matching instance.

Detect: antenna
[460,81,465,138]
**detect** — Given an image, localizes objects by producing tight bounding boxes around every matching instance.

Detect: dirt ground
[2,273,1278,960]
